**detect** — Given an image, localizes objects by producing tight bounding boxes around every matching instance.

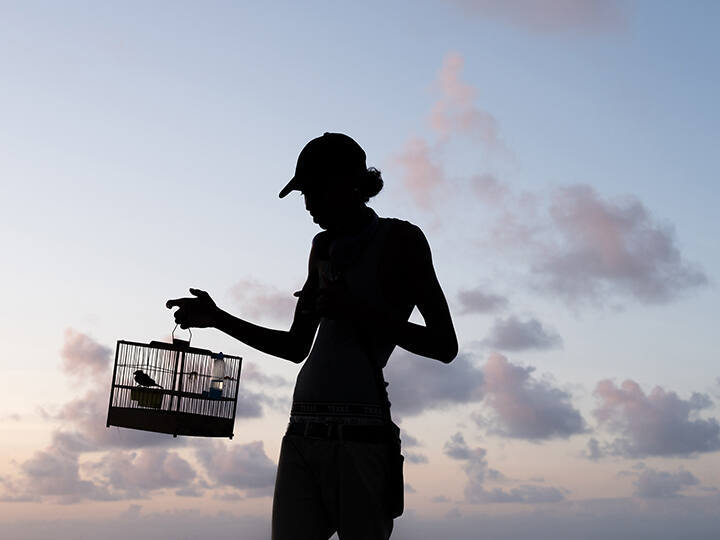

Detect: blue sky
[1,2,719,538]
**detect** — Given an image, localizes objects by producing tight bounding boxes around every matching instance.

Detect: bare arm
[391,224,458,363]
[166,246,321,364]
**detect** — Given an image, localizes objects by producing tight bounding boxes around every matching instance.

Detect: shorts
[271,432,395,540]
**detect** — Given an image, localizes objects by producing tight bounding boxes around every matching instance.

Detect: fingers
[166,298,187,309]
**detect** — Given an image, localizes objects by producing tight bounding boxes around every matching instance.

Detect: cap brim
[278,177,300,198]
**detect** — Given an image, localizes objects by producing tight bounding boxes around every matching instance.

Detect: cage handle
[172,324,192,346]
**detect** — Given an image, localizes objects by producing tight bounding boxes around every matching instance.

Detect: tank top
[291,209,412,425]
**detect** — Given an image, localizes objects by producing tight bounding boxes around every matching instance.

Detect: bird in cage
[134,369,163,388]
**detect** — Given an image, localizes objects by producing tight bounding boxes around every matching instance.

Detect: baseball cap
[279,132,367,198]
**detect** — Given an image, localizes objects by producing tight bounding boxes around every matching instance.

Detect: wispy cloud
[446,0,627,33]
[482,315,562,351]
[394,52,507,210]
[430,52,503,149]
[444,432,567,503]
[230,277,296,322]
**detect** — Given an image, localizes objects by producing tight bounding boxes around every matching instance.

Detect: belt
[286,421,393,443]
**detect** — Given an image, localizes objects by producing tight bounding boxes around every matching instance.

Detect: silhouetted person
[166,132,458,540]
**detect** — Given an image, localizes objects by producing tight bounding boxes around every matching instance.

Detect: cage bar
[106,338,243,438]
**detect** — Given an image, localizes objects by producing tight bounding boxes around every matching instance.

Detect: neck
[331,205,373,235]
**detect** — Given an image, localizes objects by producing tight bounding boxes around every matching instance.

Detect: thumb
[190,288,209,299]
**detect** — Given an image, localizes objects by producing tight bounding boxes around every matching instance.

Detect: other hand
[166,288,219,329]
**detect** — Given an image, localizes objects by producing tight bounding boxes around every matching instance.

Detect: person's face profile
[302,177,357,230]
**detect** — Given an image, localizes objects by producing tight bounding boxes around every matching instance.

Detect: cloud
[194,440,276,496]
[457,287,509,314]
[11,432,112,504]
[60,328,112,383]
[532,184,707,306]
[385,351,484,417]
[482,315,562,351]
[241,361,292,388]
[430,52,503,149]
[477,353,585,440]
[592,379,720,457]
[443,432,566,503]
[394,52,506,209]
[87,448,199,498]
[230,278,296,322]
[632,466,700,499]
[394,137,446,209]
[472,173,509,204]
[406,452,429,464]
[585,437,603,461]
[446,0,626,33]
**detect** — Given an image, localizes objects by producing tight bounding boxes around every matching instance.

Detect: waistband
[286,421,395,443]
[291,401,387,421]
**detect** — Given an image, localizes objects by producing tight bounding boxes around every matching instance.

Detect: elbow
[438,347,457,364]
[438,336,458,364]
[286,343,311,364]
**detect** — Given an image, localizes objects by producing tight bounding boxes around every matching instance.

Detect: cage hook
[172,324,192,346]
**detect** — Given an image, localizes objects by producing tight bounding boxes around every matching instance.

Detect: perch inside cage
[106,329,243,438]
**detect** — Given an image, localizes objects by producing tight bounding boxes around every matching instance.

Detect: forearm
[213,309,303,363]
[394,320,458,363]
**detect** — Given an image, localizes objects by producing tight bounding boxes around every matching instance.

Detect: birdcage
[106,328,243,438]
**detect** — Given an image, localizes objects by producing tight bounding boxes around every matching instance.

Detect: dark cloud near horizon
[477,353,586,440]
[443,432,566,504]
[632,466,700,499]
[194,440,276,497]
[385,351,484,417]
[482,315,562,351]
[592,379,720,458]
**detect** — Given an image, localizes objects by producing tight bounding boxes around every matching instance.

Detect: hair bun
[357,167,384,202]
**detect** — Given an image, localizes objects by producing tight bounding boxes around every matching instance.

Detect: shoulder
[380,217,431,263]
[382,217,427,246]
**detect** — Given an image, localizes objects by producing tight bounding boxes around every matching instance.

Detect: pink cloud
[592,379,720,457]
[534,184,707,305]
[478,353,585,440]
[447,0,626,33]
[431,53,503,150]
[394,137,445,209]
[394,52,507,210]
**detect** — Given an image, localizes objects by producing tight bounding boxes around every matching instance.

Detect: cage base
[107,407,234,438]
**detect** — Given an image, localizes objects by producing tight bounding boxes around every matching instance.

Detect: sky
[1,1,719,538]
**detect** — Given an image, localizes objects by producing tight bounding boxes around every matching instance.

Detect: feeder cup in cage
[106,326,243,438]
